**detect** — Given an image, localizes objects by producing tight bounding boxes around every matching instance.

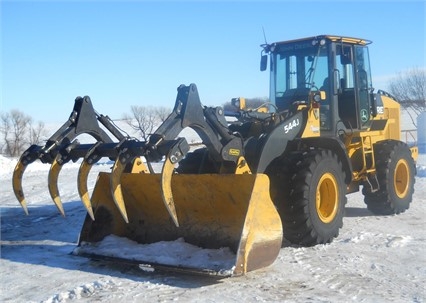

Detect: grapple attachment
[12,83,284,276]
[76,172,282,276]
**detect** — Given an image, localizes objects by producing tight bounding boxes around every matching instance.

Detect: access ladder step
[366,173,379,192]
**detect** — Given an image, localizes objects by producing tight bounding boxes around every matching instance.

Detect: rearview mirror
[260,55,268,71]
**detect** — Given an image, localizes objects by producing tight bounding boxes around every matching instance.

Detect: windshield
[270,40,329,111]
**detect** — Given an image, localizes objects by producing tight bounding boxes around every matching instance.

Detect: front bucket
[76,172,283,276]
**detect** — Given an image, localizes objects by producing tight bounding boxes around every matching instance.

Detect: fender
[246,110,308,173]
[289,137,353,184]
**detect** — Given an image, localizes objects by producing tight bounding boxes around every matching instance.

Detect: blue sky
[1,0,425,123]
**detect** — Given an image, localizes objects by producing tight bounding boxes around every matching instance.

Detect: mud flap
[76,172,283,276]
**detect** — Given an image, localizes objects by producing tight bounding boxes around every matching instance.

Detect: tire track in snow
[285,231,423,301]
[39,280,117,303]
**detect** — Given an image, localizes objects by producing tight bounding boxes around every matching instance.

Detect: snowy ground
[1,152,425,303]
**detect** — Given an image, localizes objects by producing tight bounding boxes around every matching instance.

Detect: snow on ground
[1,153,425,303]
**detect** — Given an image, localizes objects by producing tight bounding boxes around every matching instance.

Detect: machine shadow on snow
[0,202,228,287]
[344,207,376,217]
[1,201,86,242]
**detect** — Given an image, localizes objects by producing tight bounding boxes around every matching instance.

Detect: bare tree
[388,67,426,125]
[0,110,31,156]
[0,113,10,155]
[0,110,47,157]
[28,120,47,145]
[155,106,171,122]
[123,106,159,141]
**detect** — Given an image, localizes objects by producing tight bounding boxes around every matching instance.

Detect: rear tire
[363,141,415,215]
[268,149,347,246]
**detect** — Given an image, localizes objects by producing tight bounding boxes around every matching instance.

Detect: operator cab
[261,35,376,135]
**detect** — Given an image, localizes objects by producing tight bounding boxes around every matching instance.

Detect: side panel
[380,95,401,141]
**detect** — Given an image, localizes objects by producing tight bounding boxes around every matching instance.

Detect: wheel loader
[13,35,417,277]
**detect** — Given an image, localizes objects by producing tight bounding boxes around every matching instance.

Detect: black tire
[363,141,415,215]
[268,149,347,246]
[176,148,219,174]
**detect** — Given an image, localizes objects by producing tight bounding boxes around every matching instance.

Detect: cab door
[354,45,374,129]
[336,44,373,130]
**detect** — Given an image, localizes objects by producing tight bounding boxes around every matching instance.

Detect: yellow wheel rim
[316,173,339,223]
[394,159,409,198]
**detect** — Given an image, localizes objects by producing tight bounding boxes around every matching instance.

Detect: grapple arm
[145,83,243,164]
[13,96,126,215]
[40,96,123,162]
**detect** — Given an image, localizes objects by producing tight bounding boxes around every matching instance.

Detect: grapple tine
[110,157,130,223]
[48,158,65,217]
[77,160,95,221]
[12,160,29,215]
[160,156,179,227]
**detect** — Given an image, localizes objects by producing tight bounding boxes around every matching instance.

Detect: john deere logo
[360,109,369,122]
[229,149,240,156]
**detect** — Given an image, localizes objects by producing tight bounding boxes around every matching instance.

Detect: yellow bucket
[76,172,282,276]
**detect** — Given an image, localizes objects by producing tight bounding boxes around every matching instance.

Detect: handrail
[401,129,417,145]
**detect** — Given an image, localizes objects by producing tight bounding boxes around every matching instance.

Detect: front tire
[176,148,219,174]
[269,149,347,246]
[363,141,415,215]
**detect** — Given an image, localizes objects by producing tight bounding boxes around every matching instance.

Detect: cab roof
[274,35,372,46]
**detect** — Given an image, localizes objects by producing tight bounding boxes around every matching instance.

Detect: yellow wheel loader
[13,35,417,277]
